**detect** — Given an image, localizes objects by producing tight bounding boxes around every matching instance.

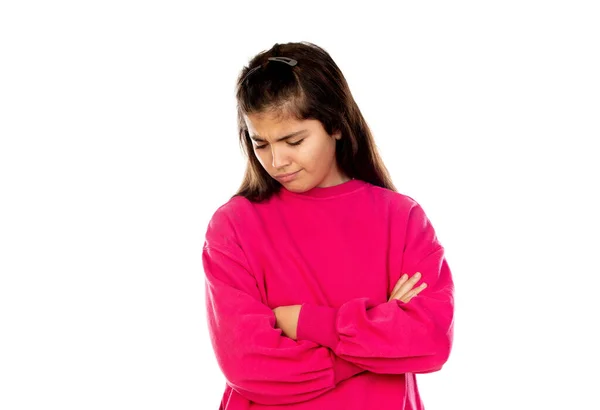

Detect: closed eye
[255,139,305,150]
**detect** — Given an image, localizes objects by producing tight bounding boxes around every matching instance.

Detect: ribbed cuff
[332,355,364,385]
[296,303,339,350]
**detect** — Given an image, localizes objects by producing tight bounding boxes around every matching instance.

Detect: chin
[281,183,301,192]
[277,179,302,191]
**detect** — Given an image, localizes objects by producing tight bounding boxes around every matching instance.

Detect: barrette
[268,57,298,66]
[241,56,298,84]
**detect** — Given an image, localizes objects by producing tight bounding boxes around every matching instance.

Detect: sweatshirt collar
[279,178,366,200]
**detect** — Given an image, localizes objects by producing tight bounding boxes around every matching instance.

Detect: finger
[392,272,422,300]
[399,283,428,303]
[389,274,408,300]
[392,280,427,303]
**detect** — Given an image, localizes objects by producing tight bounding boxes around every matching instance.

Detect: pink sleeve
[296,203,455,375]
[203,243,364,406]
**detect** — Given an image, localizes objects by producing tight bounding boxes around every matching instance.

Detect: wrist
[297,303,339,349]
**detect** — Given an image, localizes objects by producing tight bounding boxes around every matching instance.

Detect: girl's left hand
[273,305,302,340]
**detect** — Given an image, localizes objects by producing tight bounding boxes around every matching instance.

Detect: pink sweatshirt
[202,179,454,409]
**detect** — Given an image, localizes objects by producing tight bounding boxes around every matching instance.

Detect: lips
[275,170,301,182]
[275,171,300,179]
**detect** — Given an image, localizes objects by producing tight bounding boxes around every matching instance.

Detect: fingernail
[416,272,421,278]
[401,274,408,280]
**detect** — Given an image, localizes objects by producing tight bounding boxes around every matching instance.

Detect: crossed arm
[273,271,427,340]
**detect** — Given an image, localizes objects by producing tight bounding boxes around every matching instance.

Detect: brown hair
[233,41,396,202]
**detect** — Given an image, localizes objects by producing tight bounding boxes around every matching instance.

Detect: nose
[271,145,291,169]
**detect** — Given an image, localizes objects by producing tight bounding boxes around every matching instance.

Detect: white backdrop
[1,1,599,409]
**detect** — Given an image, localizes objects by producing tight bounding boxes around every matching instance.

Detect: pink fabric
[202,179,454,409]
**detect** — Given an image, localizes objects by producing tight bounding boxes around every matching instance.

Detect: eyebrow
[249,129,308,143]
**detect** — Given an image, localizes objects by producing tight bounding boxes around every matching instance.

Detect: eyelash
[255,139,305,150]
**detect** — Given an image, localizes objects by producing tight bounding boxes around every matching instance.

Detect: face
[244,111,350,192]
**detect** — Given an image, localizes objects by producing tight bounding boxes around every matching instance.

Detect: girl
[202,41,454,409]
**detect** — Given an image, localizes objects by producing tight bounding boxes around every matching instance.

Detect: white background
[1,1,599,409]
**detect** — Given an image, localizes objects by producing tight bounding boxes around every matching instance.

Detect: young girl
[202,41,454,410]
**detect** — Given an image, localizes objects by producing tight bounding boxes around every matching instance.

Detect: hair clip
[241,56,298,84]
[268,57,298,66]
[240,65,261,84]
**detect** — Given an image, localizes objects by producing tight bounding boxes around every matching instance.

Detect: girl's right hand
[388,272,427,303]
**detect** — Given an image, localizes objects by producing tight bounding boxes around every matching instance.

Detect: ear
[333,130,342,140]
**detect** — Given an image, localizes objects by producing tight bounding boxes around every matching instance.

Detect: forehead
[244,111,310,136]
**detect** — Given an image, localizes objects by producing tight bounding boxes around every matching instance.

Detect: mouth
[275,170,301,182]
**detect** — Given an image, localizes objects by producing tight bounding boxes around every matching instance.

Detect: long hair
[233,41,396,202]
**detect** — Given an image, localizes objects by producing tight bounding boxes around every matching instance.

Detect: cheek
[252,149,267,166]
[304,151,319,167]
[305,141,334,166]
